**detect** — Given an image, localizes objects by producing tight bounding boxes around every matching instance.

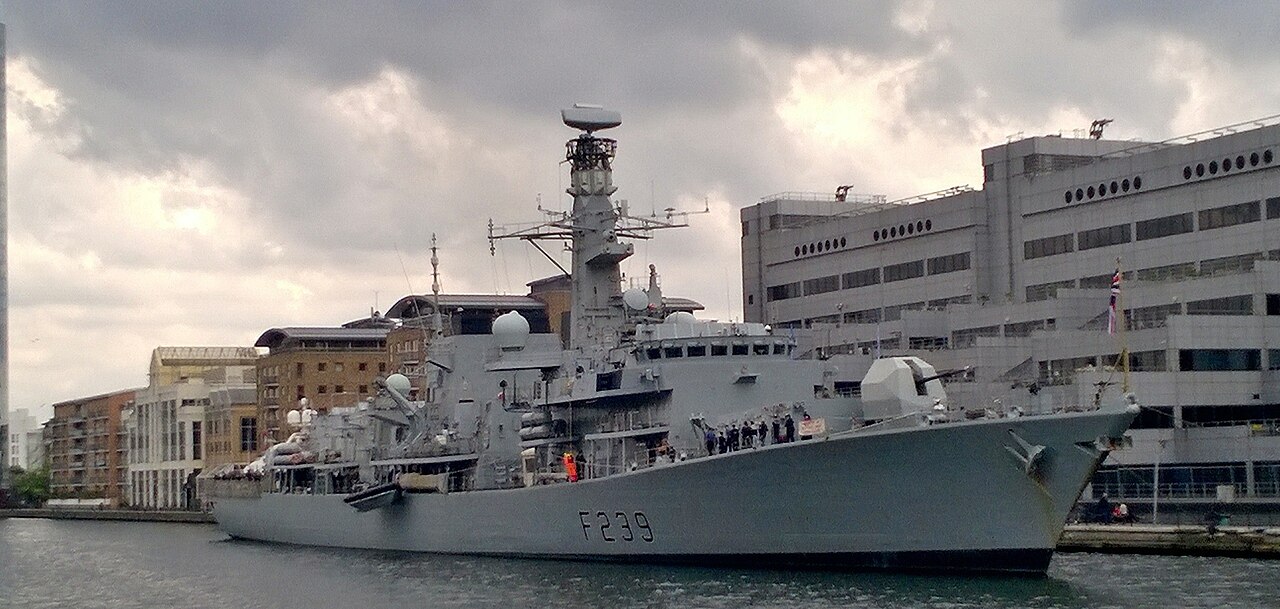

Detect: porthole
[1209,160,1218,174]
[1183,166,1192,180]
[1110,181,1118,194]
[907,223,914,235]
[1265,149,1274,164]
[872,231,880,242]
[1236,155,1245,168]
[890,227,897,238]
[824,239,831,250]
[1075,188,1084,200]
[1196,163,1205,177]
[899,224,906,236]
[1065,191,1073,203]
[1133,176,1142,189]
[1122,178,1130,192]
[916,221,924,233]
[794,246,801,256]
[1251,152,1260,166]
[801,244,808,255]
[1223,158,1232,171]
[840,237,847,247]
[1087,186,1095,198]
[924,219,932,231]
[1099,183,1107,196]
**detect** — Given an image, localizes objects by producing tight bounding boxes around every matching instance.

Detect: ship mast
[488,106,692,352]
[430,233,443,337]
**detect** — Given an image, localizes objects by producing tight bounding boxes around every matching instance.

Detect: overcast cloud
[6,1,1280,418]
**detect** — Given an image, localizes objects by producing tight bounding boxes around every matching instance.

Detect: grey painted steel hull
[212,408,1133,574]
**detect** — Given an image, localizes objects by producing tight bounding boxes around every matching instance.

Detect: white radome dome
[385,373,412,395]
[622,287,650,310]
[664,311,697,325]
[493,310,531,351]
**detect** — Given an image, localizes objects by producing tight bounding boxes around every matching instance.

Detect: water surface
[0,519,1273,609]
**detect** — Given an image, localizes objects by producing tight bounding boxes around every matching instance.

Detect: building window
[802,275,840,296]
[1136,213,1194,241]
[1186,295,1253,316]
[1023,233,1074,259]
[296,363,304,375]
[1179,349,1261,371]
[883,260,924,283]
[318,385,327,394]
[1026,280,1075,302]
[845,308,881,324]
[378,362,387,373]
[1199,200,1261,230]
[358,362,368,371]
[1270,350,1280,371]
[927,252,970,275]
[1267,197,1280,220]
[1268,294,1280,316]
[359,385,369,394]
[335,385,345,394]
[1077,224,1131,250]
[766,282,802,301]
[317,362,327,372]
[192,422,202,461]
[841,268,880,289]
[1201,252,1263,276]
[1132,263,1196,284]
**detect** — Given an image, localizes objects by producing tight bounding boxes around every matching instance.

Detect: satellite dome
[386,373,412,395]
[664,311,697,325]
[622,287,650,311]
[493,310,531,351]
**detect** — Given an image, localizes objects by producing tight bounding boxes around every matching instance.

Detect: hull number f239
[578,510,654,543]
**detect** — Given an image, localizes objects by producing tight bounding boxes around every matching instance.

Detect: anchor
[1004,429,1048,477]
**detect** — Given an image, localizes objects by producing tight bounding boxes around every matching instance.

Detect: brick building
[46,388,138,505]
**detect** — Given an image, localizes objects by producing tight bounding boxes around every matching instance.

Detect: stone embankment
[0,508,214,523]
[1060,523,1280,558]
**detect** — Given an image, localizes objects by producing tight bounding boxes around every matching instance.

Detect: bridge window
[687,345,707,357]
[711,344,728,356]
[732,344,749,356]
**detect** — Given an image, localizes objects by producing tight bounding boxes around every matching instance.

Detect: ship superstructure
[209,107,1138,574]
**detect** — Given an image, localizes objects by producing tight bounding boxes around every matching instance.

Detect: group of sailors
[704,414,801,455]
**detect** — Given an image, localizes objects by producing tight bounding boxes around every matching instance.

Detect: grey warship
[209,106,1138,575]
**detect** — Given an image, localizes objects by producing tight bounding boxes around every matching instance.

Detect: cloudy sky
[6,1,1280,419]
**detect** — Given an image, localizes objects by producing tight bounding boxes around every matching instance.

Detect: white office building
[7,408,43,470]
[741,117,1280,518]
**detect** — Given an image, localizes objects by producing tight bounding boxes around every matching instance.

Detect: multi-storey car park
[741,116,1280,523]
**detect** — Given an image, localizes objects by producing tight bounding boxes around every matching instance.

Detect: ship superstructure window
[766,282,801,302]
[1077,224,1131,250]
[1186,295,1253,315]
[687,345,706,357]
[1179,349,1261,371]
[803,275,840,296]
[883,260,924,283]
[927,252,971,275]
[841,268,880,289]
[732,344,749,356]
[1024,234,1074,259]
[1267,197,1280,219]
[1199,200,1260,230]
[663,346,683,358]
[1268,294,1280,315]
[1136,213,1194,241]
[711,345,728,356]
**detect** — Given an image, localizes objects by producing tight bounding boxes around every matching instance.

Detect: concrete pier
[0,508,213,523]
[1059,523,1280,558]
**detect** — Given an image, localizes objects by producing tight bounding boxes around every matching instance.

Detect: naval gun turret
[860,357,952,423]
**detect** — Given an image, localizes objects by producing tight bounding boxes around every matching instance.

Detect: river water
[0,519,1274,609]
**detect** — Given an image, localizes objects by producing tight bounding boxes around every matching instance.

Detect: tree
[10,465,51,506]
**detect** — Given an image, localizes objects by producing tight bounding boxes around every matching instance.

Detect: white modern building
[6,407,43,470]
[124,347,256,509]
[741,117,1280,518]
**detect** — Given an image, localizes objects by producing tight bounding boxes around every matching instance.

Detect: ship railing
[1090,481,1264,500]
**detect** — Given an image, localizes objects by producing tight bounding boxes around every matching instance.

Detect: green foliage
[11,465,51,505]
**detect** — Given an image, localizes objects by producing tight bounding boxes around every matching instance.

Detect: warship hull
[212,407,1134,575]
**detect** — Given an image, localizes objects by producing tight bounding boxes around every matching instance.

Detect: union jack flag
[1107,268,1121,335]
